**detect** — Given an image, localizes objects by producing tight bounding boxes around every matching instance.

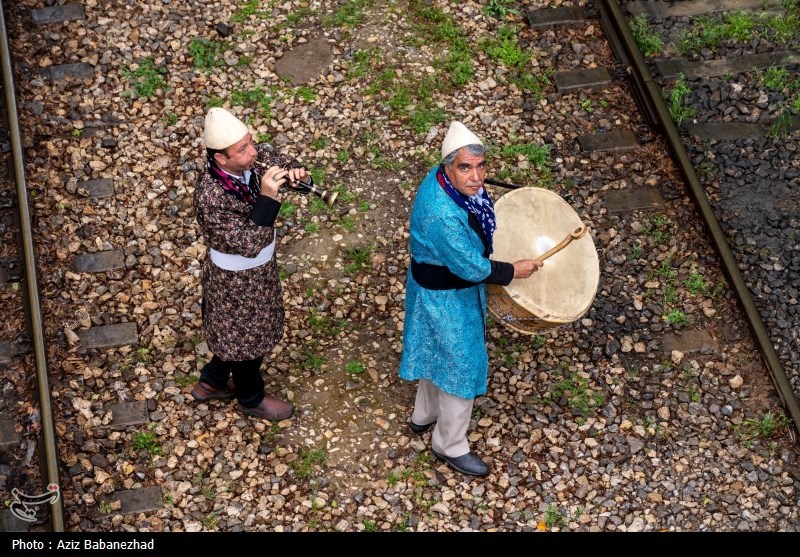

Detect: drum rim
[489,186,600,327]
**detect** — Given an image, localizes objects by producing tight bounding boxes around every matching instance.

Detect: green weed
[735,412,791,445]
[549,372,605,415]
[231,0,267,22]
[345,361,365,375]
[482,0,520,20]
[768,108,795,139]
[341,215,357,232]
[188,38,225,72]
[347,47,383,79]
[629,14,662,57]
[202,512,219,529]
[286,7,317,26]
[300,347,326,372]
[665,309,689,326]
[325,0,368,27]
[311,137,330,150]
[343,245,373,275]
[295,86,317,102]
[131,428,163,456]
[544,504,564,528]
[173,373,198,388]
[762,65,799,92]
[230,85,274,118]
[642,214,674,245]
[121,57,168,97]
[279,202,298,218]
[484,26,530,71]
[667,73,697,126]
[292,445,326,479]
[498,142,551,172]
[684,265,709,296]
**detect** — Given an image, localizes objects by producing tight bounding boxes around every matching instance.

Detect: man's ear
[213,151,227,167]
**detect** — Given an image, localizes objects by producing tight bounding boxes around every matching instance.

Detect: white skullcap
[441,121,483,160]
[204,107,249,150]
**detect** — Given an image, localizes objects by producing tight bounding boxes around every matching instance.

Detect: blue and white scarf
[437,166,497,253]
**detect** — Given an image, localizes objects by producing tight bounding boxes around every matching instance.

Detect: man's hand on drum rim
[512,259,543,279]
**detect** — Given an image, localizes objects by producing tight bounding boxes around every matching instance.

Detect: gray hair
[442,143,486,165]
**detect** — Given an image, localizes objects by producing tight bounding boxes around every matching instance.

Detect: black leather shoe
[409,421,435,434]
[431,449,489,477]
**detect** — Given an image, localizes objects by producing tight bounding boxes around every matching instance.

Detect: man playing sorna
[191,107,309,420]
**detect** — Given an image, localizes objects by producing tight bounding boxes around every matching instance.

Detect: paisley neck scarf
[437,165,497,253]
[206,152,260,204]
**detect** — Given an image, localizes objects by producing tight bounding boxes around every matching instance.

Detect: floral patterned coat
[193,143,302,361]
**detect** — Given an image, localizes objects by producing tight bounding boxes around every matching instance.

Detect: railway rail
[0,0,798,533]
[0,0,62,532]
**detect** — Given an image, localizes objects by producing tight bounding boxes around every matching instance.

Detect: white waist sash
[209,238,275,271]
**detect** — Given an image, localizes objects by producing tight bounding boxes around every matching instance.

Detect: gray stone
[40,63,94,81]
[684,122,768,141]
[274,38,334,86]
[77,322,138,350]
[662,330,718,355]
[526,7,585,27]
[77,178,114,198]
[0,419,20,447]
[656,51,800,80]
[602,187,665,212]
[554,68,613,93]
[108,401,149,429]
[30,4,85,25]
[0,509,30,532]
[73,250,125,273]
[0,340,17,366]
[97,486,162,516]
[579,129,639,152]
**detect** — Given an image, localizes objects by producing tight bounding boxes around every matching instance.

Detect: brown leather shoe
[239,395,294,421]
[191,380,236,402]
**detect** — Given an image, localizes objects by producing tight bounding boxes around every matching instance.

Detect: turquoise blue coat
[398,167,494,399]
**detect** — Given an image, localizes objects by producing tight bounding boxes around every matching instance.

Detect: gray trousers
[411,379,474,458]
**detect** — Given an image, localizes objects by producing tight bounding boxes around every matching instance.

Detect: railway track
[1,0,798,533]
[606,0,800,442]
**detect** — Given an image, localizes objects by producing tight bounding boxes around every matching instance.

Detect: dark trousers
[200,354,265,408]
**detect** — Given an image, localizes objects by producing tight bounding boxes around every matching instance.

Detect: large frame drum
[488,187,599,334]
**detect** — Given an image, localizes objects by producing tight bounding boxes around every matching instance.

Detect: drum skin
[488,187,599,335]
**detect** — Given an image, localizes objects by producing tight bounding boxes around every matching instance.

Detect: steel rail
[0,0,65,529]
[595,0,800,441]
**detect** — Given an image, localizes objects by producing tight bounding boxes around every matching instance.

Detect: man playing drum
[398,121,542,477]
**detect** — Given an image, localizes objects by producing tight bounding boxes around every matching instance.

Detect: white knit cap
[204,107,249,150]
[441,121,483,160]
